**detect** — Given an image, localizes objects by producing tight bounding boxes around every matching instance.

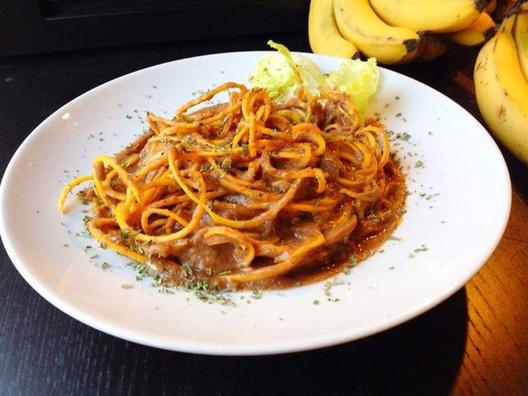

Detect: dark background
[0,0,308,56]
[1,3,528,395]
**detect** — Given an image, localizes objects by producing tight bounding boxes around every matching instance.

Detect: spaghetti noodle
[59,81,406,290]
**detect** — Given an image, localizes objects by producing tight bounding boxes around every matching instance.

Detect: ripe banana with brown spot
[309,0,360,58]
[333,0,420,64]
[513,2,528,78]
[416,35,448,62]
[474,13,528,164]
[370,0,487,33]
[448,12,496,46]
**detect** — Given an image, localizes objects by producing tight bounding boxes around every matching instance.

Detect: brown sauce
[143,158,406,292]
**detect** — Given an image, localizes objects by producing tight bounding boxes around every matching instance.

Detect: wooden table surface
[0,33,527,396]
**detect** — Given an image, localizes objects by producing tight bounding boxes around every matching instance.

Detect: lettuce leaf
[250,40,327,99]
[250,41,379,118]
[327,58,379,116]
[294,54,329,95]
[250,52,296,99]
[266,40,302,85]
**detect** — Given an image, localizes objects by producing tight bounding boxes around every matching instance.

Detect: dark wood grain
[454,191,528,395]
[0,33,527,396]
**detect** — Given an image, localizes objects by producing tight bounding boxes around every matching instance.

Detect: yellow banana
[369,0,486,33]
[485,0,497,14]
[416,35,448,62]
[474,15,528,164]
[333,0,420,64]
[448,12,496,46]
[309,0,360,58]
[513,3,528,78]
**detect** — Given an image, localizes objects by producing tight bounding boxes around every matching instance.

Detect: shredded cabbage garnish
[250,41,379,118]
[250,53,295,99]
[327,58,379,116]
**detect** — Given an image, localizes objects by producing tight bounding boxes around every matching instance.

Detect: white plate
[0,52,511,355]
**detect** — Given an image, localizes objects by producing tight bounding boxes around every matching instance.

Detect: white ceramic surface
[0,52,511,355]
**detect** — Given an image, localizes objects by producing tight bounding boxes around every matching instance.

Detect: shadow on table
[126,288,468,395]
[505,151,528,201]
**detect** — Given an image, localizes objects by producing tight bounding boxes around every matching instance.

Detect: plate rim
[0,51,512,355]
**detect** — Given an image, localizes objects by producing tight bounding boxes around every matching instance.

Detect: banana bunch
[474,3,528,164]
[309,0,498,64]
